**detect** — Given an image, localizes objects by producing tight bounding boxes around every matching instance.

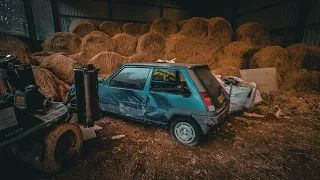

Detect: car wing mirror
[98,77,104,83]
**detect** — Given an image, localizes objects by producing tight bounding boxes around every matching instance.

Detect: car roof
[124,62,208,69]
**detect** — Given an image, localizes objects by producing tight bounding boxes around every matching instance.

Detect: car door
[145,68,197,124]
[99,66,151,120]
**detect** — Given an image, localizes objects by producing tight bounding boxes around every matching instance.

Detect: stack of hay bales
[235,23,270,48]
[122,23,141,36]
[69,19,97,38]
[0,33,31,64]
[40,53,83,85]
[99,21,122,37]
[32,66,70,101]
[250,46,290,82]
[112,34,137,56]
[88,52,128,74]
[73,31,115,64]
[150,17,178,38]
[42,32,81,55]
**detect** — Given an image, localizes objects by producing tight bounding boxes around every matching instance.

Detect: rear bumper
[192,104,229,135]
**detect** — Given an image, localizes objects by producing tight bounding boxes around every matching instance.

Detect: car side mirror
[98,77,104,83]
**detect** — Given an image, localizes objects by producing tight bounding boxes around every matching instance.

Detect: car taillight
[200,92,215,111]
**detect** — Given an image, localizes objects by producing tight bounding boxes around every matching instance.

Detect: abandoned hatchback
[71,63,230,146]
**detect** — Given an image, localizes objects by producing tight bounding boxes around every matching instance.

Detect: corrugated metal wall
[208,0,320,47]
[302,0,320,46]
[56,0,190,32]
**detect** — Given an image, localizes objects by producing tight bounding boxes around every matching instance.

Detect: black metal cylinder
[84,65,100,127]
[73,68,86,125]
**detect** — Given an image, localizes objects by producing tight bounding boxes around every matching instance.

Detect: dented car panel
[70,63,230,135]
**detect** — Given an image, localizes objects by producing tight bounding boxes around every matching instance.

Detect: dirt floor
[3,92,320,180]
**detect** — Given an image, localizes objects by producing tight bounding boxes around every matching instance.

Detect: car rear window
[192,67,223,108]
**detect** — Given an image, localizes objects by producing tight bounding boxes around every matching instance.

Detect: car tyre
[170,117,202,146]
[39,123,83,173]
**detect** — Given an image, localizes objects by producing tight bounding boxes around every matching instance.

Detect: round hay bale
[177,20,188,32]
[281,69,320,92]
[88,52,128,74]
[212,66,241,77]
[42,32,81,55]
[235,23,270,47]
[30,51,55,65]
[69,19,97,38]
[150,17,178,38]
[179,17,209,37]
[215,57,247,69]
[214,41,260,68]
[32,66,70,101]
[79,31,115,64]
[140,24,151,34]
[286,43,320,71]
[122,23,141,36]
[99,21,121,37]
[250,46,290,82]
[112,34,137,56]
[0,32,31,64]
[208,17,233,47]
[129,52,159,63]
[40,53,83,85]
[164,36,218,64]
[164,35,197,62]
[136,32,165,54]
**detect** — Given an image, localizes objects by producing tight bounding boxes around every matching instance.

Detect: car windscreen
[192,66,223,109]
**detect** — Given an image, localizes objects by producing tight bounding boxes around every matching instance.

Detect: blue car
[70,63,230,146]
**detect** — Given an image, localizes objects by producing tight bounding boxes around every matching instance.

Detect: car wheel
[170,117,202,146]
[39,123,83,173]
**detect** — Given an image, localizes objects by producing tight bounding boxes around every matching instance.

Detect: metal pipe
[73,68,86,125]
[84,64,100,127]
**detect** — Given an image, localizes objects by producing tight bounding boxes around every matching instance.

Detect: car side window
[109,67,150,90]
[150,69,190,96]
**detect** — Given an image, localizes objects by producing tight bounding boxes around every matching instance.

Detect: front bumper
[192,104,229,135]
